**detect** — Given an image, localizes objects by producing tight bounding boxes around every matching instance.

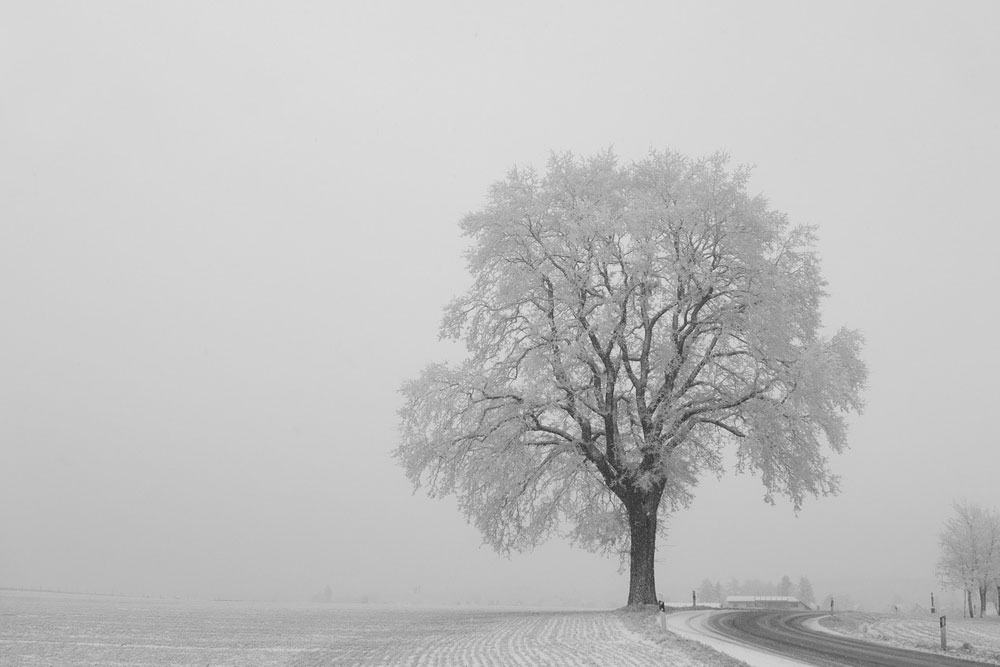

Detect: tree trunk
[967,589,975,618]
[980,585,988,618]
[625,491,660,606]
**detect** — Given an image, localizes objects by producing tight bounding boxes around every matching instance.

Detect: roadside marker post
[940,615,947,651]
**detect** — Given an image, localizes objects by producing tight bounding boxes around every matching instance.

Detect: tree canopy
[397,149,866,605]
[938,501,1000,617]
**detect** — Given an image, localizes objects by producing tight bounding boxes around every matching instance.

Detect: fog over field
[2,1,999,612]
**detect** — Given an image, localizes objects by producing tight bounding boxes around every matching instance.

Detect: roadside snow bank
[817,612,1000,665]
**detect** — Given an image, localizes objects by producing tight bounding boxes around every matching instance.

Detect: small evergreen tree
[797,576,815,605]
[698,578,718,603]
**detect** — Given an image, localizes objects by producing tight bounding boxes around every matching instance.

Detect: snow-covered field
[818,611,1000,665]
[1,590,746,666]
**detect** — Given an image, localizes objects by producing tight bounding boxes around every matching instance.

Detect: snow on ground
[817,611,1000,665]
[2,590,748,666]
[661,610,811,667]
[622,611,752,667]
[298,607,746,667]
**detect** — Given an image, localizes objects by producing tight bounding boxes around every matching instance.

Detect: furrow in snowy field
[7,593,752,667]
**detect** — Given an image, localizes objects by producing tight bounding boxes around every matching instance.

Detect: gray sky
[2,1,999,608]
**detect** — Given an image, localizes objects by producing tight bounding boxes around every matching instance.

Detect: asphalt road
[706,611,993,667]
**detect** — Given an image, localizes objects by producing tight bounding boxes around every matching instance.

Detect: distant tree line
[697,575,815,605]
[937,501,1000,618]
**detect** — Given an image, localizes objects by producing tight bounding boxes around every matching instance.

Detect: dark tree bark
[979,585,987,618]
[625,488,662,606]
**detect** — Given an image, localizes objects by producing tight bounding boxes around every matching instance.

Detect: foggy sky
[3,1,999,609]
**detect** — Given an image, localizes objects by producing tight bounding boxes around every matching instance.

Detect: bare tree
[397,149,867,606]
[937,501,1000,617]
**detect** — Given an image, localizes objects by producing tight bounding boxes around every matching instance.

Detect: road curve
[662,610,814,667]
[705,611,993,667]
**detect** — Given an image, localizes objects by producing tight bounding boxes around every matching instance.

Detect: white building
[725,595,811,610]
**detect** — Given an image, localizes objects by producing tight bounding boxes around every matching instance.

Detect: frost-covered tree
[797,576,815,605]
[397,150,867,606]
[698,578,718,603]
[937,502,1000,617]
[779,574,793,597]
[743,578,778,596]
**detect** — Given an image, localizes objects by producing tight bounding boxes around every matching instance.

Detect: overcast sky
[2,1,999,609]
